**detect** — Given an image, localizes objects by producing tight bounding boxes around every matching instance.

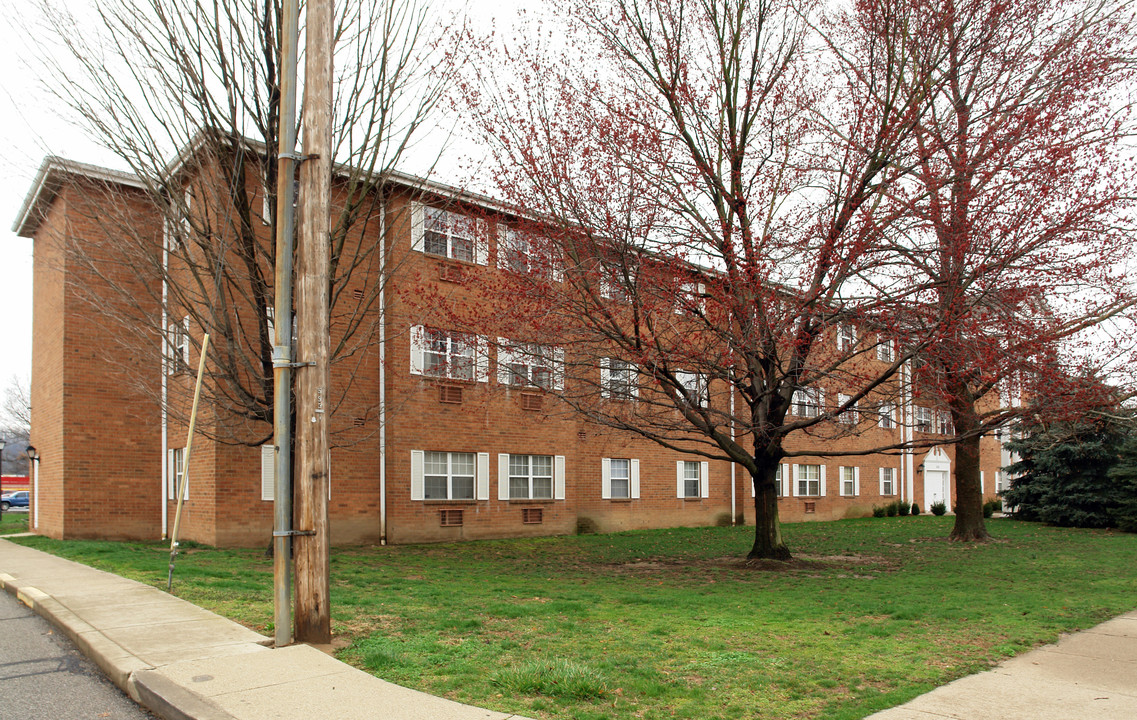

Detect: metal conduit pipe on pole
[272,0,301,649]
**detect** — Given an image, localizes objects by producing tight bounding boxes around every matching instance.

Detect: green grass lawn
[0,513,29,535]
[9,517,1137,720]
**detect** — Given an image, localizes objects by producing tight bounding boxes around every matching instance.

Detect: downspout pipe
[379,206,387,544]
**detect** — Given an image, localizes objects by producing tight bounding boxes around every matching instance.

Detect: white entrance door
[925,470,949,511]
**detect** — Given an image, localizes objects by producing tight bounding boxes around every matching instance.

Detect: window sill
[681,496,702,502]
[422,499,479,505]
[607,498,634,503]
[507,498,557,504]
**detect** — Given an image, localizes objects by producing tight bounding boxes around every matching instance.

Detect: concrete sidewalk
[865,613,1137,719]
[0,538,531,720]
[3,537,1135,720]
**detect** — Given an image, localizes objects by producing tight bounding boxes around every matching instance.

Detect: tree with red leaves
[458,0,966,560]
[883,0,1137,541]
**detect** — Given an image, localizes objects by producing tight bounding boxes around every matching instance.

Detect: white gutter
[161,223,169,539]
[378,206,387,544]
[902,359,915,504]
[729,377,736,524]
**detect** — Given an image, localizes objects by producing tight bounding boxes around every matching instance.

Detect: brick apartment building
[13,154,1006,547]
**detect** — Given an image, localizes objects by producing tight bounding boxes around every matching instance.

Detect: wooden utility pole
[293,0,333,644]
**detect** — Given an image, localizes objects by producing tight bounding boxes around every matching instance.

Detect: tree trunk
[749,463,791,560]
[949,404,990,542]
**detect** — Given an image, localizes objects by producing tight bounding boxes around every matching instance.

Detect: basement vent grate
[522,508,543,524]
[439,385,463,404]
[520,393,544,411]
[440,509,463,527]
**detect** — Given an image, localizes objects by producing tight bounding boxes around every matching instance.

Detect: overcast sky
[0,1,529,403]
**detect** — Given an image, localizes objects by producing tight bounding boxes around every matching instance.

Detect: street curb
[0,573,153,703]
[133,668,239,720]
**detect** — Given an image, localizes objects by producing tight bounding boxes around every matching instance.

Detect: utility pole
[272,0,301,649]
[294,0,333,644]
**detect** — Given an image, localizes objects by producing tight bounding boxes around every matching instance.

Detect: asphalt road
[0,590,154,720]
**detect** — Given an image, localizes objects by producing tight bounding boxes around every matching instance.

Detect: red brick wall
[27,170,1009,548]
[29,178,163,540]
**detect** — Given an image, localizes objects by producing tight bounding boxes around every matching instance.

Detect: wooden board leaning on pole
[167,332,210,593]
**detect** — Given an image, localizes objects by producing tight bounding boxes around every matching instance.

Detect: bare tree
[1,375,31,475]
[458,0,964,560]
[27,0,464,446]
[883,0,1137,541]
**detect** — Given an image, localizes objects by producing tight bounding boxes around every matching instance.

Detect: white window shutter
[477,452,490,501]
[167,449,175,500]
[599,358,610,398]
[474,219,488,265]
[410,202,424,252]
[496,338,513,385]
[409,325,425,375]
[554,347,565,390]
[820,464,827,497]
[261,445,275,501]
[853,466,860,496]
[496,225,508,269]
[498,453,510,500]
[601,458,612,499]
[676,461,684,498]
[551,257,564,283]
[410,450,425,501]
[475,336,490,383]
[980,471,985,494]
[791,464,800,497]
[879,467,886,495]
[700,461,710,498]
[554,455,566,500]
[782,464,790,497]
[630,458,640,499]
[182,316,191,366]
[631,364,640,397]
[261,175,272,224]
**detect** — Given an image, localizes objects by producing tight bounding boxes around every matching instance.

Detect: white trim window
[411,450,490,501]
[675,371,708,407]
[422,206,477,262]
[837,323,856,351]
[878,402,896,429]
[410,326,488,382]
[601,358,638,399]
[836,393,858,425]
[936,410,954,435]
[795,463,823,497]
[839,466,860,497]
[915,406,934,432]
[602,457,639,499]
[508,454,554,499]
[877,338,895,362]
[424,451,477,500]
[168,447,187,500]
[791,387,822,417]
[498,226,562,281]
[676,460,710,499]
[995,471,1005,494]
[600,262,635,302]
[675,281,707,314]
[880,467,896,496]
[498,339,564,390]
[168,316,190,373]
